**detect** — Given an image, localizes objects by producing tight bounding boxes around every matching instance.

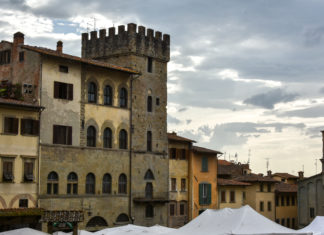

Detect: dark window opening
[86,216,108,227]
[119,129,127,149]
[230,191,235,203]
[180,203,185,215]
[221,191,226,203]
[260,201,264,211]
[275,196,279,207]
[116,214,129,223]
[103,128,112,148]
[268,201,272,211]
[147,96,152,112]
[3,117,18,134]
[281,196,285,206]
[260,183,264,192]
[291,196,295,206]
[147,131,152,152]
[21,119,39,136]
[118,174,127,194]
[171,178,176,191]
[87,126,96,147]
[180,149,186,160]
[310,207,315,218]
[19,51,24,62]
[59,65,68,73]
[281,218,285,226]
[88,82,97,103]
[287,218,290,228]
[147,57,153,73]
[181,178,186,191]
[53,125,72,145]
[0,50,11,65]
[199,183,211,205]
[146,204,154,218]
[104,85,113,105]
[3,161,14,181]
[19,199,28,208]
[156,98,160,106]
[267,183,271,192]
[86,173,95,194]
[145,182,153,199]
[24,162,34,182]
[102,173,112,194]
[286,196,290,206]
[170,148,176,159]
[144,169,155,180]
[54,81,73,100]
[119,88,127,108]
[170,204,175,216]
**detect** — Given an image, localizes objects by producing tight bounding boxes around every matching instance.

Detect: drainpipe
[37,59,43,208]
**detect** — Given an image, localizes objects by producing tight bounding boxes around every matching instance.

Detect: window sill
[1,132,18,136]
[170,190,177,192]
[180,190,187,193]
[21,134,39,137]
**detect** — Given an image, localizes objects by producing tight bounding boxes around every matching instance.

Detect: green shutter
[199,184,203,205]
[202,157,208,172]
[207,184,211,205]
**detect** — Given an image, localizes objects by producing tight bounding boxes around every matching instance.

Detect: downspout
[37,58,43,208]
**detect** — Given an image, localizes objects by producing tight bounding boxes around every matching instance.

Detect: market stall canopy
[299,216,324,235]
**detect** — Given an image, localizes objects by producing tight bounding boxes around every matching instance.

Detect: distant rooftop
[167,132,196,143]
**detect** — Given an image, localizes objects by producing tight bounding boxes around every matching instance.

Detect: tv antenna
[247,149,251,164]
[265,158,270,172]
[91,17,97,31]
[235,153,238,163]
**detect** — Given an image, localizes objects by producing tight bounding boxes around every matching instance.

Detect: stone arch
[86,77,99,103]
[86,216,108,227]
[116,213,129,223]
[100,120,116,148]
[9,194,36,208]
[0,195,7,209]
[85,118,99,147]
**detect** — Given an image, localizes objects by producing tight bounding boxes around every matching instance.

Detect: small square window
[19,199,28,208]
[59,65,69,73]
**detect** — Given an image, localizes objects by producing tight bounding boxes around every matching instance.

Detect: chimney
[13,32,24,45]
[267,170,272,176]
[321,130,324,173]
[298,171,304,180]
[56,41,63,53]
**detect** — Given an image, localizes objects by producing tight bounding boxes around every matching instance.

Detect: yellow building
[270,172,299,229]
[167,132,195,227]
[190,146,221,219]
[234,174,277,221]
[0,97,43,231]
[218,178,250,209]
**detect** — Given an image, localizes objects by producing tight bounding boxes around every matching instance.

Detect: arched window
[147,131,152,152]
[145,204,154,218]
[119,88,127,108]
[67,172,78,195]
[116,213,129,223]
[86,216,108,227]
[119,129,127,149]
[144,169,155,180]
[102,173,111,194]
[87,126,96,147]
[104,85,113,105]
[86,173,95,194]
[145,182,153,199]
[147,96,152,112]
[47,171,58,195]
[118,174,127,194]
[88,82,97,103]
[103,128,112,148]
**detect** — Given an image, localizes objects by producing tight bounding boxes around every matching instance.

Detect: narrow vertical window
[147,96,152,112]
[147,131,152,152]
[104,85,113,105]
[102,173,112,194]
[67,172,78,195]
[88,82,97,103]
[171,178,176,191]
[268,201,272,211]
[145,204,154,218]
[19,51,24,62]
[181,178,186,191]
[118,174,127,194]
[145,182,153,199]
[221,191,226,203]
[147,57,153,73]
[47,171,58,195]
[201,156,208,172]
[119,88,127,108]
[87,126,96,147]
[103,128,112,148]
[230,191,235,203]
[86,173,95,194]
[119,129,127,149]
[260,201,264,211]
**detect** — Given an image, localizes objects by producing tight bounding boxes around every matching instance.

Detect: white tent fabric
[0,228,49,235]
[168,205,310,235]
[299,216,324,235]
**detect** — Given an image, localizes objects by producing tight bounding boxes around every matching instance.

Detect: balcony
[132,192,169,203]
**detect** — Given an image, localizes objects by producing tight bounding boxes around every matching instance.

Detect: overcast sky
[1,0,324,176]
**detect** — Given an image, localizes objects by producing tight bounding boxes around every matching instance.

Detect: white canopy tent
[299,216,324,235]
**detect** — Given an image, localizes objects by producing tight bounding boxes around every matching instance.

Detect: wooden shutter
[12,118,18,134]
[21,119,26,135]
[32,120,39,135]
[207,184,211,204]
[68,84,73,100]
[54,82,59,98]
[199,184,203,205]
[53,125,58,144]
[67,126,72,145]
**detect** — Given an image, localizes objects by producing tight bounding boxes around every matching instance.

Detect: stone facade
[298,131,324,228]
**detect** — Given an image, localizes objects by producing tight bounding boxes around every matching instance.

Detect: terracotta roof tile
[192,146,222,155]
[272,172,299,179]
[22,45,139,74]
[275,182,298,193]
[0,98,43,110]
[218,178,251,186]
[234,173,278,183]
[167,132,196,143]
[218,159,232,165]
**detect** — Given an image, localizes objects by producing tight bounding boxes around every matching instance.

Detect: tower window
[86,173,95,194]
[19,51,24,62]
[88,82,97,103]
[147,96,152,112]
[119,129,127,149]
[119,88,127,108]
[103,128,112,148]
[147,131,152,152]
[156,97,160,106]
[104,85,113,105]
[87,126,96,147]
[147,57,153,73]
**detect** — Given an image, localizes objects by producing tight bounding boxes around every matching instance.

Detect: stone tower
[81,23,170,226]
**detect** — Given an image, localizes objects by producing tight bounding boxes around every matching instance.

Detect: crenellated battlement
[81,23,170,62]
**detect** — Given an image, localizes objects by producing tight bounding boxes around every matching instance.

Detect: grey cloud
[167,114,181,124]
[186,120,192,125]
[319,87,324,94]
[278,104,324,118]
[178,108,187,112]
[243,89,299,109]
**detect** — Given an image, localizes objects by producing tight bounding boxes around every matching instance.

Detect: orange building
[190,146,221,219]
